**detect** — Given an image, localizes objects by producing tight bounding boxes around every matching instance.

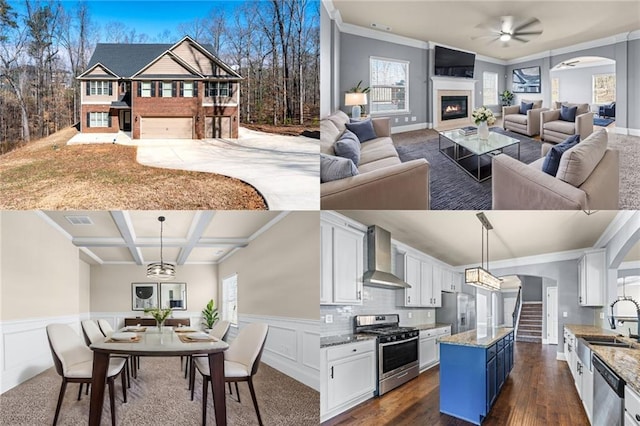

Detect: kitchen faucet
[608,296,640,342]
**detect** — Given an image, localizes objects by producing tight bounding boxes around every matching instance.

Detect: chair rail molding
[238,314,320,392]
[0,313,90,394]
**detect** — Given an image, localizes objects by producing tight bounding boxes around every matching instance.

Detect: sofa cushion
[522,99,542,109]
[346,118,377,142]
[556,129,608,187]
[320,119,340,155]
[505,114,528,125]
[542,134,580,176]
[327,110,350,131]
[359,144,399,165]
[334,130,361,165]
[519,101,534,115]
[560,105,578,122]
[320,153,358,183]
[357,156,402,174]
[544,120,576,135]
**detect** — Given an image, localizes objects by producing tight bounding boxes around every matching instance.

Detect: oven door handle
[379,335,419,347]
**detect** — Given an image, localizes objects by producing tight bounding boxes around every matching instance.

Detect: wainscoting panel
[239,314,320,391]
[0,313,88,394]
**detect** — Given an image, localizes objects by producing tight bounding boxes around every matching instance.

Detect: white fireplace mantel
[431,76,478,128]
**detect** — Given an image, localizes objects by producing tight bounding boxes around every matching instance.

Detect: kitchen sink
[588,341,635,349]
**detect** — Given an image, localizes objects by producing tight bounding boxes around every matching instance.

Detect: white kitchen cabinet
[321,340,376,422]
[398,255,441,308]
[441,268,461,293]
[578,249,606,307]
[429,265,442,307]
[420,261,434,306]
[404,254,422,306]
[627,411,639,426]
[582,362,593,424]
[625,385,640,426]
[320,219,364,305]
[419,327,451,371]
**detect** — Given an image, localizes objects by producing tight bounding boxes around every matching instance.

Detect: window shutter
[151,81,156,97]
[86,82,90,96]
[158,81,163,94]
[86,112,90,128]
[193,81,198,97]
[172,81,177,97]
[108,82,113,96]
[137,81,141,97]
[108,115,112,127]
[180,81,184,97]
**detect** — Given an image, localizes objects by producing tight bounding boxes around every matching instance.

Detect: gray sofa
[492,129,619,210]
[320,110,430,209]
[540,102,594,144]
[502,99,547,137]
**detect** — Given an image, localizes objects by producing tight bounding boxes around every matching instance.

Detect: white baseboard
[391,122,428,134]
[614,127,640,137]
[238,314,320,392]
[0,313,89,394]
[556,352,567,361]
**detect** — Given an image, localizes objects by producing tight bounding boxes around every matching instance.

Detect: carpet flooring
[593,117,615,127]
[0,358,319,426]
[395,127,542,210]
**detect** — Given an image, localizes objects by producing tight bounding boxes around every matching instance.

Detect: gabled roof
[77,62,120,79]
[81,36,241,80]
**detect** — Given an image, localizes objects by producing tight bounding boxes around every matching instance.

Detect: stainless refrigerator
[437,292,476,334]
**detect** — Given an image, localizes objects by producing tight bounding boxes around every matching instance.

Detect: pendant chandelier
[465,212,501,291]
[146,216,176,280]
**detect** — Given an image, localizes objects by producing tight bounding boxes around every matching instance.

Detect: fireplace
[441,96,468,121]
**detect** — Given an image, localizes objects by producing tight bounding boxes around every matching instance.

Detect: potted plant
[201,299,219,332]
[500,90,514,106]
[144,307,172,330]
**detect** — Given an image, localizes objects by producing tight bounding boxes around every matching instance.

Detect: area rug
[396,128,542,210]
[594,117,615,127]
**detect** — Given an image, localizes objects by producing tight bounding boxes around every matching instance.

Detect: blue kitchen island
[438,327,514,425]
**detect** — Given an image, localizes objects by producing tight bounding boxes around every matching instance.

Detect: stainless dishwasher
[592,354,625,426]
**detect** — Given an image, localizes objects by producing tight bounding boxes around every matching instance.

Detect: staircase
[517,302,543,343]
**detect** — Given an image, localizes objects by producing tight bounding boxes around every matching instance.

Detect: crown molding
[594,211,638,249]
[339,22,429,49]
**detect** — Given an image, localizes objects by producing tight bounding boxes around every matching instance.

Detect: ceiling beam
[72,237,250,248]
[110,211,144,265]
[176,211,216,265]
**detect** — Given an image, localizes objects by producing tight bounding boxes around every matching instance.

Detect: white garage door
[140,117,193,139]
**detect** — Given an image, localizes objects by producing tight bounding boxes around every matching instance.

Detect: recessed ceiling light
[65,215,93,225]
[371,23,392,31]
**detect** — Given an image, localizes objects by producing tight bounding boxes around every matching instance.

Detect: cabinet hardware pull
[352,349,356,352]
[408,296,410,303]
[330,366,334,379]
[357,290,361,300]
[636,414,640,422]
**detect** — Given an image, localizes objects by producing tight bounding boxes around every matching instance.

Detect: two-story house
[77,36,242,139]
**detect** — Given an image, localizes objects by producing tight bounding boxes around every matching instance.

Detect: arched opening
[549,56,616,129]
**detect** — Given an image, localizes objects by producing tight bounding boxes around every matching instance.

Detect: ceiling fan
[559,60,580,68]
[472,16,543,46]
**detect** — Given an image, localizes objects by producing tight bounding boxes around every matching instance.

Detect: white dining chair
[46,324,127,426]
[97,319,114,336]
[97,319,138,378]
[193,323,268,426]
[188,320,231,389]
[82,320,132,387]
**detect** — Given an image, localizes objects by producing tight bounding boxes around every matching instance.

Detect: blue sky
[8,1,264,40]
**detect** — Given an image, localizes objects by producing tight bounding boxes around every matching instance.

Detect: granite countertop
[438,327,513,348]
[320,333,376,348]
[412,323,452,331]
[564,324,640,395]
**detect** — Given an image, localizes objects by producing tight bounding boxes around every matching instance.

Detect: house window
[482,72,498,106]
[222,273,238,326]
[90,81,111,96]
[162,81,172,98]
[141,81,152,97]
[183,81,193,98]
[369,57,409,114]
[89,112,109,127]
[206,82,230,97]
[593,73,615,104]
[551,78,560,103]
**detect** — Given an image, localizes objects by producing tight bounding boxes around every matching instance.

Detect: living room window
[89,81,111,96]
[141,81,152,97]
[482,72,498,106]
[182,81,193,98]
[161,81,172,97]
[222,273,238,326]
[89,112,109,127]
[551,78,560,103]
[592,73,615,104]
[369,57,409,114]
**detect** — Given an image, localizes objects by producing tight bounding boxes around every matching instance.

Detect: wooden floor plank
[323,342,589,426]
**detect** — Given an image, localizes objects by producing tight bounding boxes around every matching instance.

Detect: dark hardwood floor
[323,342,589,426]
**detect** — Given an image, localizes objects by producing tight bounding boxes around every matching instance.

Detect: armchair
[502,100,547,137]
[540,102,593,144]
[599,102,615,118]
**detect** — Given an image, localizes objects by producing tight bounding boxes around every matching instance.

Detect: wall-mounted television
[512,66,541,93]
[434,45,475,78]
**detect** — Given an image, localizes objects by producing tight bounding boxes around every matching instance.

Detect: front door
[120,110,131,131]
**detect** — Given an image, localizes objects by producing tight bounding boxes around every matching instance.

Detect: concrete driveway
[133,128,320,210]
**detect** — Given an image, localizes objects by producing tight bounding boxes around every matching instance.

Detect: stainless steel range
[355,314,419,395]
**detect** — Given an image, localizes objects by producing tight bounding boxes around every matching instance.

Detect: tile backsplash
[321,286,435,336]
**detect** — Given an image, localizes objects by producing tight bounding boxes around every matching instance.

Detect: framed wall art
[160,282,187,310]
[132,283,158,311]
[512,66,541,93]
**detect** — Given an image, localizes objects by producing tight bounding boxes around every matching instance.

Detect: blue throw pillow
[320,153,359,183]
[560,105,578,122]
[541,134,581,176]
[334,130,361,165]
[345,118,377,142]
[519,101,534,115]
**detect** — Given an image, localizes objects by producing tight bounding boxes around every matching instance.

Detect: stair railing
[513,287,522,336]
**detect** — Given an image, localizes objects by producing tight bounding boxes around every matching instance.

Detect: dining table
[89,326,229,425]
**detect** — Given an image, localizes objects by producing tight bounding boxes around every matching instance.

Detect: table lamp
[345,92,367,119]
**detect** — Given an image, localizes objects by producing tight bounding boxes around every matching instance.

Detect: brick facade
[81,103,119,134]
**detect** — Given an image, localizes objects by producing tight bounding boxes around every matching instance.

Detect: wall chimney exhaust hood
[363,225,411,289]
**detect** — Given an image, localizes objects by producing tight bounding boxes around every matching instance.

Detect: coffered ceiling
[338,210,621,267]
[330,1,640,60]
[41,211,285,265]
